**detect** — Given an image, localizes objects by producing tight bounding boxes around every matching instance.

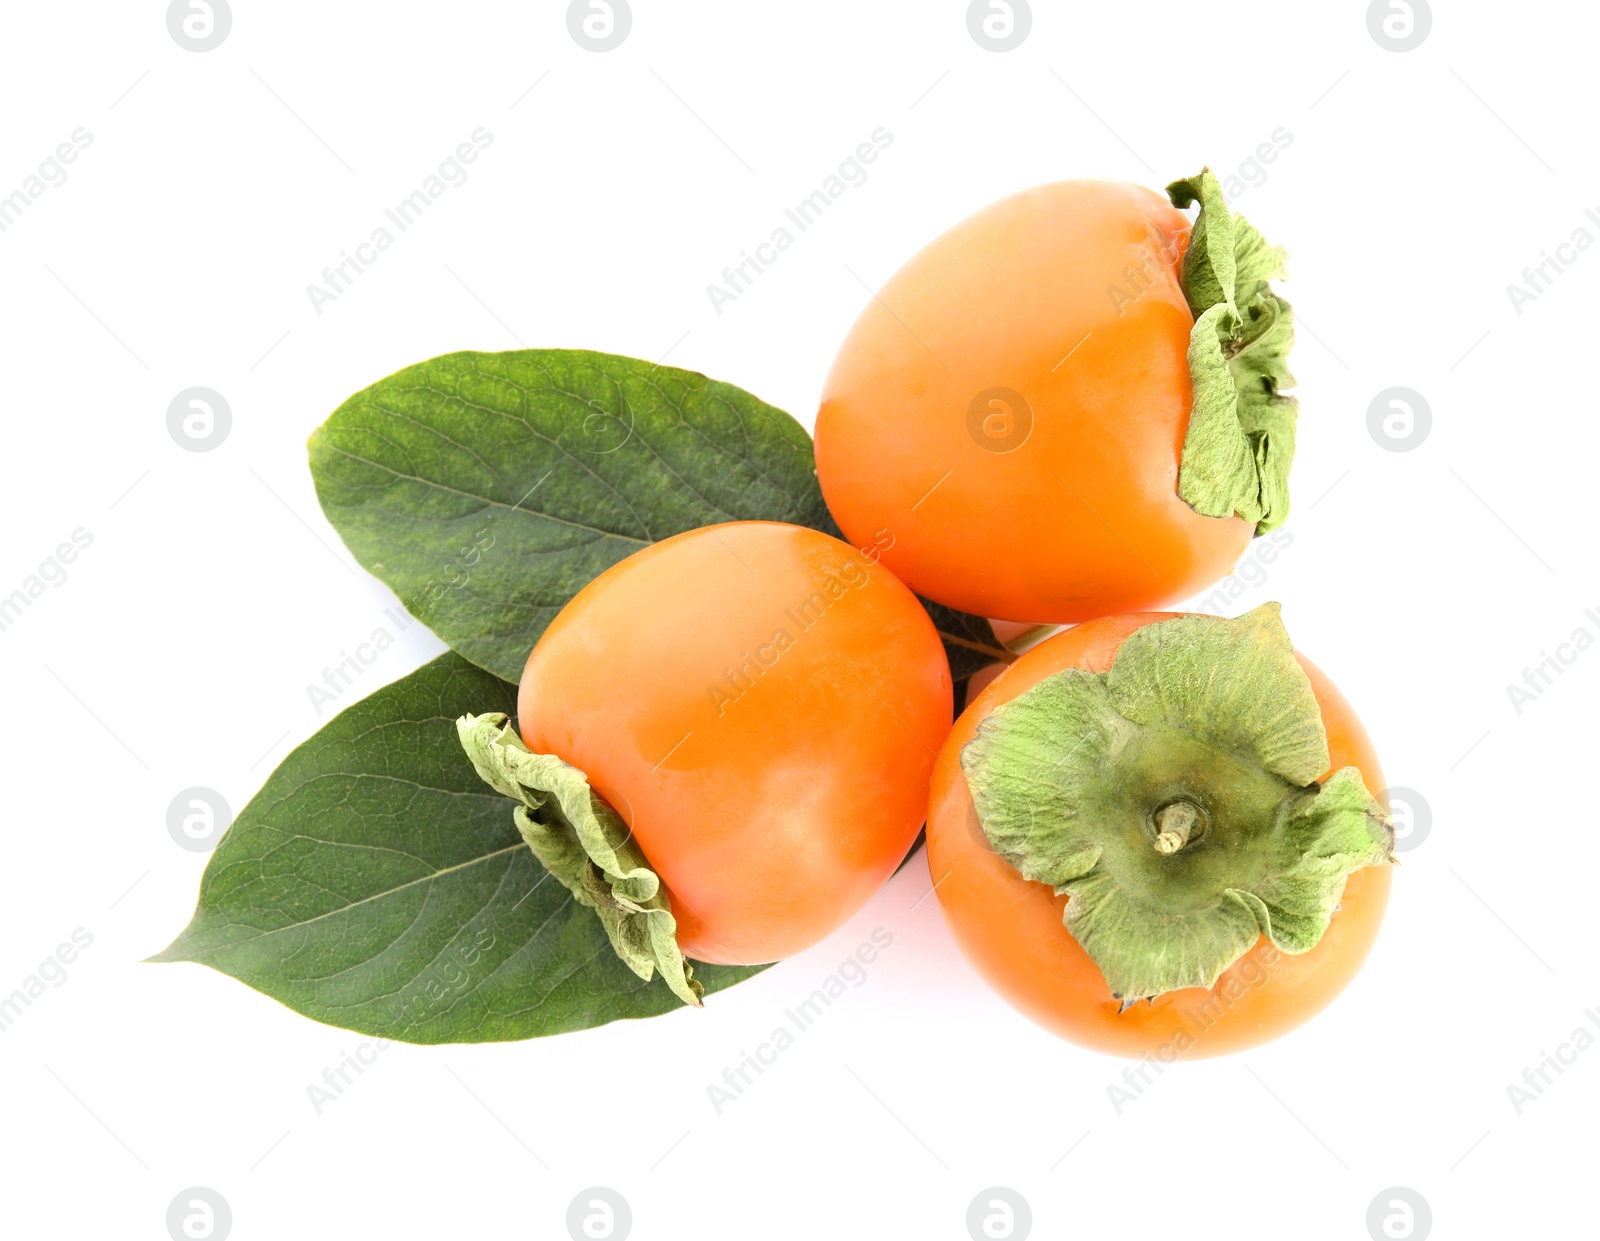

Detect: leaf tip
[143,932,192,965]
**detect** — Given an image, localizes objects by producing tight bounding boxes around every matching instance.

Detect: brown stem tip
[1153,801,1204,855]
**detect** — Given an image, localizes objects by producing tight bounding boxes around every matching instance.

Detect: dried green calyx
[457,713,702,1007]
[1168,168,1298,534]
[960,604,1393,1003]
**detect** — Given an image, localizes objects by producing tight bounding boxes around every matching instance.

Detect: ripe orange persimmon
[516,522,952,967]
[926,606,1393,1058]
[816,174,1298,623]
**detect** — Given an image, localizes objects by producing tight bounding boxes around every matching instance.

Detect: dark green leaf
[151,652,765,1043]
[308,349,833,682]
[918,595,1009,702]
[308,347,1001,695]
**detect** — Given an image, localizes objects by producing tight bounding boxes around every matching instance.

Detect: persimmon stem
[937,623,1066,666]
[937,631,1018,663]
[1153,801,1203,855]
[1002,624,1065,655]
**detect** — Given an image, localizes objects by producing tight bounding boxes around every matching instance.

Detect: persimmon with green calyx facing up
[815,169,1298,623]
[925,604,1394,1058]
[458,521,952,1005]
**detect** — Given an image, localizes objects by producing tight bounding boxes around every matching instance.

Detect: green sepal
[1167,168,1298,534]
[1062,872,1266,1005]
[457,712,703,1008]
[1245,767,1396,952]
[961,605,1394,1001]
[1107,602,1329,785]
[959,666,1130,886]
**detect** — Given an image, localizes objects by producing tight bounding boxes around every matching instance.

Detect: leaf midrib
[186,841,529,954]
[316,441,660,546]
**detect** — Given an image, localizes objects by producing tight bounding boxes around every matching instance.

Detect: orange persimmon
[816,173,1298,624]
[516,522,952,966]
[926,607,1393,1058]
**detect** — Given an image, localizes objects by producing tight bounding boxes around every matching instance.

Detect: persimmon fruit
[816,172,1298,624]
[926,605,1393,1058]
[514,522,952,967]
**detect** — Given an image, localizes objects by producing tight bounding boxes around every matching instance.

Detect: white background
[0,1,1592,1237]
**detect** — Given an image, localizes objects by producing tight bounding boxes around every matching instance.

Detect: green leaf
[308,349,833,683]
[1167,169,1298,534]
[960,606,1393,1001]
[151,653,764,1042]
[917,595,1013,702]
[308,346,1002,695]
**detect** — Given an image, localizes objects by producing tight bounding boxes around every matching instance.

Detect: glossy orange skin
[816,180,1253,623]
[518,522,952,966]
[927,613,1392,1059]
